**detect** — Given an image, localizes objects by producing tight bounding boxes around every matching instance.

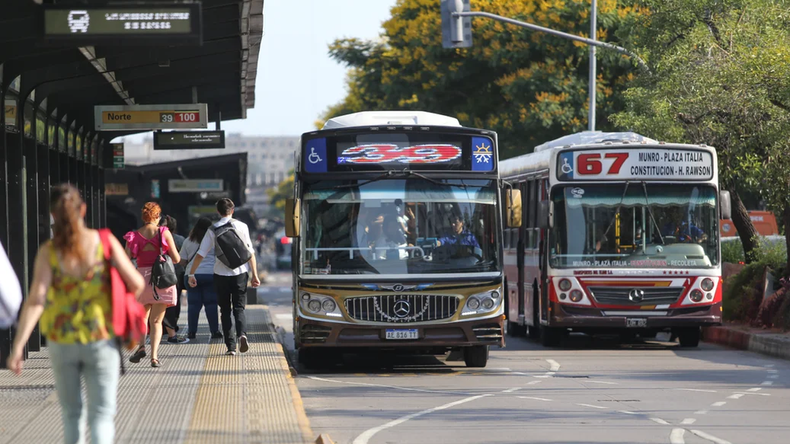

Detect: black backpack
[212,220,252,269]
[151,228,179,290]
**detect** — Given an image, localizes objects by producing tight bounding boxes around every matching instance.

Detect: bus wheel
[527,324,540,339]
[464,345,489,368]
[540,326,562,347]
[678,328,701,348]
[507,320,526,337]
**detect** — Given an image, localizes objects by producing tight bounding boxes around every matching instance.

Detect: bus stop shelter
[0,0,263,361]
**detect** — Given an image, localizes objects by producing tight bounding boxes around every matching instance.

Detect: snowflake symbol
[475,153,491,163]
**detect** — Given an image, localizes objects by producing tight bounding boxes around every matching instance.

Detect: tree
[322,0,647,158]
[611,0,790,270]
[267,169,295,216]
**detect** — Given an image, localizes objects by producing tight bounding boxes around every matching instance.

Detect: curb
[703,326,790,361]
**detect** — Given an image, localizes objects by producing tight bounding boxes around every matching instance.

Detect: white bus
[285,111,515,367]
[500,131,730,347]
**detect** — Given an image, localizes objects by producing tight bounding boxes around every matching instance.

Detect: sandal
[129,347,146,363]
[150,359,161,368]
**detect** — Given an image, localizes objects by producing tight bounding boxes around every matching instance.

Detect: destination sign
[94,104,208,131]
[557,148,714,181]
[153,131,225,150]
[41,4,202,45]
[303,132,495,173]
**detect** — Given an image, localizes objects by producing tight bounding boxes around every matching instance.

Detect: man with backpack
[188,198,260,355]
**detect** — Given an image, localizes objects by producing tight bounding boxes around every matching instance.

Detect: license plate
[626,318,647,328]
[385,329,419,340]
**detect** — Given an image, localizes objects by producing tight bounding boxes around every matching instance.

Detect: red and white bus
[500,131,731,347]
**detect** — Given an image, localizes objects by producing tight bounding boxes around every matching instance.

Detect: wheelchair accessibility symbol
[561,157,574,174]
[308,147,323,164]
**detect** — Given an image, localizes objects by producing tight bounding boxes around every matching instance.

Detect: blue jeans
[186,273,219,335]
[49,339,120,444]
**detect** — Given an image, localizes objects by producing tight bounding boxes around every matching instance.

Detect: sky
[122,0,397,143]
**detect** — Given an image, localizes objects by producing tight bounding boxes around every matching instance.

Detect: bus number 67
[577,153,629,175]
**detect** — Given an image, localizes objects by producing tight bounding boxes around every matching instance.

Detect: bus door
[517,181,527,323]
[538,179,550,325]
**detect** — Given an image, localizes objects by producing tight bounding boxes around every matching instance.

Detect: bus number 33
[577,153,629,175]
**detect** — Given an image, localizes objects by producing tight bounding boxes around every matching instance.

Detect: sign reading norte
[558,148,714,181]
[94,104,208,131]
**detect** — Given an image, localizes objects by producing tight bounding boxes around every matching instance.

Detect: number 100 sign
[95,104,208,131]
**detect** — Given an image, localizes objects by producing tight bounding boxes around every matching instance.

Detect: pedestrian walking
[179,217,222,339]
[7,184,145,444]
[124,202,181,367]
[161,215,188,343]
[188,198,260,355]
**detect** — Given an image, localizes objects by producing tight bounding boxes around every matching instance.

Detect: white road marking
[587,380,618,385]
[577,403,607,410]
[767,369,778,373]
[761,381,774,386]
[670,428,686,444]
[765,364,775,368]
[747,387,762,392]
[768,374,779,379]
[674,388,717,393]
[711,401,727,407]
[727,393,744,399]
[681,418,696,425]
[519,396,552,402]
[527,380,543,385]
[352,395,491,444]
[733,391,769,396]
[694,410,708,415]
[690,429,732,444]
[618,410,638,415]
[306,376,470,395]
[502,387,521,393]
[546,359,561,372]
[650,418,670,425]
[275,313,293,320]
[533,375,553,379]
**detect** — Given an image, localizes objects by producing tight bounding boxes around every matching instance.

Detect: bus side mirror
[505,189,522,228]
[719,190,731,220]
[285,198,300,237]
[538,200,553,229]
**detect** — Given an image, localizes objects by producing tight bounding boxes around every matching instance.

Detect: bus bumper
[549,302,722,329]
[296,315,505,349]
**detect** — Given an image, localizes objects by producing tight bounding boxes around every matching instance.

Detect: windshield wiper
[333,170,396,190]
[641,182,665,245]
[402,169,467,188]
[601,181,631,242]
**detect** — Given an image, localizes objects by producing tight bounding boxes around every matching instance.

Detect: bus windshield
[300,179,499,275]
[550,184,719,269]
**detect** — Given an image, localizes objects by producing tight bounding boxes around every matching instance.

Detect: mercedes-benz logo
[393,300,411,318]
[392,284,404,292]
[628,289,645,302]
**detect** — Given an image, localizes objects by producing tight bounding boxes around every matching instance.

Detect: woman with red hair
[7,184,144,443]
[123,202,181,367]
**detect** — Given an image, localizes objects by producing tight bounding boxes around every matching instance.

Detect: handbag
[150,227,179,295]
[98,229,146,351]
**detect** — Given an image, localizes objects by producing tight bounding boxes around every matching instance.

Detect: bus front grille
[344,295,460,323]
[588,286,684,306]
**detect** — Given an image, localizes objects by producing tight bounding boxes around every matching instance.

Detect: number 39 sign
[557,148,714,181]
[339,144,462,164]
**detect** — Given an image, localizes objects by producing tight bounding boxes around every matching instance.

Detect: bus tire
[540,326,562,347]
[507,320,526,337]
[678,328,701,348]
[464,345,489,368]
[527,324,540,339]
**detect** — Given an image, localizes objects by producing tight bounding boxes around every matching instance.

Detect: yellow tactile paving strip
[184,306,313,444]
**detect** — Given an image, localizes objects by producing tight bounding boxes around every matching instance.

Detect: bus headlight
[481,297,495,310]
[701,278,714,292]
[467,297,481,310]
[569,290,583,303]
[559,279,572,292]
[690,289,704,302]
[307,299,322,312]
[322,299,336,312]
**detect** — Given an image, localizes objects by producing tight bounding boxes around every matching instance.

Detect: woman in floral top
[7,184,144,444]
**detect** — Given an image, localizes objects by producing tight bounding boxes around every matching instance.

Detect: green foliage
[722,238,787,321]
[322,0,647,158]
[721,240,745,264]
[266,169,295,216]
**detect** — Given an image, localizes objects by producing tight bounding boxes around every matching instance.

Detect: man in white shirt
[188,199,260,355]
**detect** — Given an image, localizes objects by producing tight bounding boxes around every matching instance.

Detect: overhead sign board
[105,183,129,196]
[557,148,714,181]
[111,143,124,169]
[41,3,202,45]
[95,104,208,131]
[168,179,224,193]
[153,130,225,150]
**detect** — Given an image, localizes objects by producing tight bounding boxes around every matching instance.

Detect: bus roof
[533,131,658,152]
[322,111,461,129]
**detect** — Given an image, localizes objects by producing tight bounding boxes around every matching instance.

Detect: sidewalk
[0,305,313,444]
[703,322,790,361]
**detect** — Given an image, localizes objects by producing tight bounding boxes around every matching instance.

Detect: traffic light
[441,0,472,49]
